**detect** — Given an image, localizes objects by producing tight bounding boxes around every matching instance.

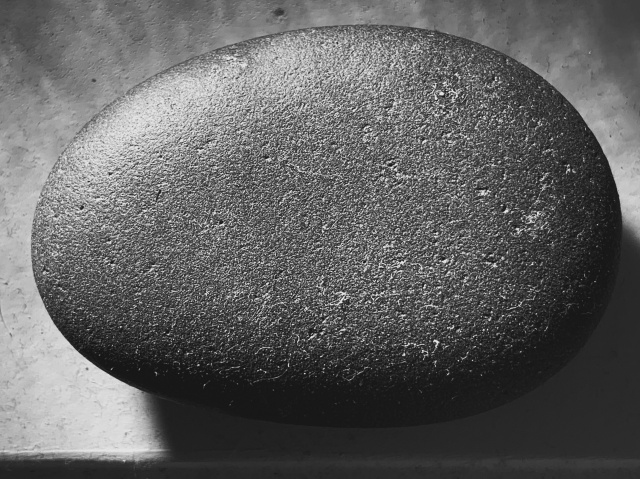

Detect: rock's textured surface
[32,25,621,427]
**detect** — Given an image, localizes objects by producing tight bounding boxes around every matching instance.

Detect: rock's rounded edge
[31,25,622,427]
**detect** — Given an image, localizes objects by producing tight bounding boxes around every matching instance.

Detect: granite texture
[31,26,620,426]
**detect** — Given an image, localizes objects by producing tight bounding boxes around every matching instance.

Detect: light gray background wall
[1,0,639,476]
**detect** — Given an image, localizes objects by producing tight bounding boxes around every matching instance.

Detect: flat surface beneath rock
[2,0,640,471]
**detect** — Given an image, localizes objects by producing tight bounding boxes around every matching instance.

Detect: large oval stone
[32,25,621,427]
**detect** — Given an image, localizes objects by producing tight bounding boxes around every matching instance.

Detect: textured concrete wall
[1,0,639,475]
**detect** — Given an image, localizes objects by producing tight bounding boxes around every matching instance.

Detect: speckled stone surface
[31,25,620,427]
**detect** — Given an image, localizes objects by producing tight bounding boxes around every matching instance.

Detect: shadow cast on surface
[149,222,640,459]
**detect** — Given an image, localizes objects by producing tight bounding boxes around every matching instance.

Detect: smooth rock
[31,25,621,427]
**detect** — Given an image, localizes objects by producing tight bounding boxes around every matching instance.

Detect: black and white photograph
[1,1,639,477]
